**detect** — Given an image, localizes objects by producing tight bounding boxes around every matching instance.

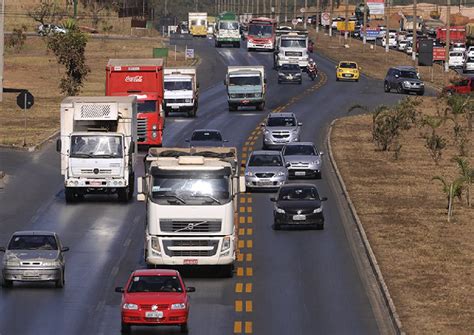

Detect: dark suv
[384,66,424,95]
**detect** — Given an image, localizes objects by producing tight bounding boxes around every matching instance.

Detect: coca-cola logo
[125,75,143,83]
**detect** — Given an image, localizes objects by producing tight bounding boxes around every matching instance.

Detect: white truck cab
[274,30,309,69]
[163,67,198,118]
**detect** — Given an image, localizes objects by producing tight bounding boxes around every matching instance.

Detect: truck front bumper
[278,59,308,68]
[163,102,194,111]
[228,98,263,106]
[247,41,273,50]
[65,177,128,188]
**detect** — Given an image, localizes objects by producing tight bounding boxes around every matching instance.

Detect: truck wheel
[180,323,189,333]
[229,104,237,112]
[117,187,131,202]
[65,188,77,203]
[384,81,390,92]
[256,102,265,111]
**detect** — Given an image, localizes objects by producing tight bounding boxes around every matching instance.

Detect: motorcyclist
[307,59,317,74]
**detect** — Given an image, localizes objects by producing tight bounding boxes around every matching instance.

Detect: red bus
[247,17,277,51]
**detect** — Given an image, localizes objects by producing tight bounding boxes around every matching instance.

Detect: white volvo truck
[163,67,199,117]
[57,96,137,202]
[137,147,245,277]
[274,30,309,69]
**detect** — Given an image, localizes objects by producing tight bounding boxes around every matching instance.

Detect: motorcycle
[307,65,317,81]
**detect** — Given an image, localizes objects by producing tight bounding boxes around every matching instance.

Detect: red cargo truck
[436,26,466,44]
[106,59,165,147]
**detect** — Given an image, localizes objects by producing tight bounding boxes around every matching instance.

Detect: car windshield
[284,145,316,156]
[128,275,183,293]
[267,117,296,127]
[137,100,156,113]
[70,135,123,158]
[340,62,357,69]
[400,71,418,79]
[248,154,283,167]
[151,172,231,205]
[281,64,300,71]
[229,75,261,86]
[191,131,222,141]
[164,80,192,91]
[278,186,319,201]
[8,235,58,251]
[220,22,238,30]
[281,39,306,48]
[248,24,273,37]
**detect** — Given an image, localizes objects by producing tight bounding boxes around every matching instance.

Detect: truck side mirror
[56,139,61,153]
[137,177,145,202]
[239,175,246,193]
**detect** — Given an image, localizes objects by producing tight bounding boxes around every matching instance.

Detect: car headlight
[151,237,161,252]
[152,124,157,130]
[403,81,410,86]
[245,171,253,177]
[185,98,192,103]
[279,73,285,76]
[42,260,60,267]
[420,82,424,86]
[264,130,270,135]
[277,171,286,176]
[5,260,20,267]
[122,303,139,310]
[313,207,323,213]
[275,207,285,214]
[171,303,186,310]
[221,236,231,252]
[338,69,344,72]
[311,160,320,166]
[294,73,301,77]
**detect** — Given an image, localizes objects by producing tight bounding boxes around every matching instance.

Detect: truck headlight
[122,303,138,310]
[185,98,192,103]
[171,303,186,310]
[151,237,161,252]
[152,124,157,130]
[152,132,158,139]
[221,236,231,252]
[313,207,323,213]
[275,207,285,214]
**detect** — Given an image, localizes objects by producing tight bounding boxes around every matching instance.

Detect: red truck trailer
[106,59,165,148]
[436,26,466,44]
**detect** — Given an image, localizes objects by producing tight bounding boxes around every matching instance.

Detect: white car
[463,57,474,73]
[37,24,67,36]
[465,46,474,58]
[397,40,408,51]
[405,42,413,55]
[451,43,466,53]
[449,51,464,68]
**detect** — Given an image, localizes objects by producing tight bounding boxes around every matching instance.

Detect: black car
[185,129,227,147]
[384,66,424,95]
[278,64,302,84]
[271,183,327,230]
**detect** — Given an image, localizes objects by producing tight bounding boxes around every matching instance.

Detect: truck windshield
[191,20,206,26]
[281,39,306,48]
[151,173,231,205]
[164,81,192,91]
[248,25,273,37]
[70,135,123,158]
[229,76,261,86]
[137,100,156,113]
[220,22,239,30]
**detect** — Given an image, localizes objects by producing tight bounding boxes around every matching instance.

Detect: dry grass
[0,36,192,147]
[310,29,461,91]
[331,97,474,334]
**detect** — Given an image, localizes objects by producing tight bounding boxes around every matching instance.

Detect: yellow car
[336,61,361,82]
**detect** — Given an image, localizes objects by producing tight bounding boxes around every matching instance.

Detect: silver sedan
[283,142,323,179]
[244,150,288,191]
[1,231,69,288]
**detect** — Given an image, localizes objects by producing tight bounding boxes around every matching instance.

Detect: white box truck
[137,147,246,277]
[56,96,137,202]
[163,67,199,117]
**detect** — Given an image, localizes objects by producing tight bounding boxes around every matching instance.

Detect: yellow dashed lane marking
[245,321,253,333]
[239,206,246,213]
[237,267,244,276]
[247,206,252,213]
[247,217,253,224]
[236,283,243,293]
[247,228,253,235]
[246,240,253,248]
[246,253,253,262]
[239,217,246,224]
[234,321,242,333]
[237,253,244,262]
[239,228,245,236]
[246,267,253,276]
[238,240,245,249]
[246,283,252,293]
[235,300,243,312]
[246,300,253,312]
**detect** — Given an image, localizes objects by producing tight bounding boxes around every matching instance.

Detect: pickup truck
[443,78,474,95]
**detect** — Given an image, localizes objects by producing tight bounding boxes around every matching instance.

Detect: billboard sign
[367,0,384,15]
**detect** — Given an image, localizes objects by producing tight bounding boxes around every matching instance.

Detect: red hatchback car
[115,269,195,333]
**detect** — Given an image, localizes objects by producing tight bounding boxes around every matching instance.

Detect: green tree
[452,157,474,208]
[28,0,65,26]
[47,20,90,96]
[432,176,464,223]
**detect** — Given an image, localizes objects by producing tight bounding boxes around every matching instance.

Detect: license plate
[23,270,39,277]
[258,181,273,186]
[171,106,179,109]
[241,99,250,104]
[295,171,306,176]
[293,214,306,221]
[145,311,163,318]
[343,74,351,77]
[184,259,198,265]
[90,181,102,186]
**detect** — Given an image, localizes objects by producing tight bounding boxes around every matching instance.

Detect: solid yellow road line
[234,321,242,333]
[245,321,253,334]
[235,300,243,312]
[235,283,243,293]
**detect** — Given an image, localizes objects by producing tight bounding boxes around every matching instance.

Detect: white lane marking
[110,266,119,278]
[123,238,132,248]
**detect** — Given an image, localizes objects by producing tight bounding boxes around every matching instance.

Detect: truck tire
[256,102,265,111]
[117,187,131,202]
[65,187,77,203]
[235,42,240,48]
[229,104,237,112]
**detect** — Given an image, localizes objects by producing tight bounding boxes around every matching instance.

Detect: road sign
[16,91,34,109]
[185,48,195,59]
[321,12,330,26]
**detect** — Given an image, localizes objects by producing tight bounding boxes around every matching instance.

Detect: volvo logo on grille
[93,168,99,174]
[186,223,195,230]
[151,305,158,311]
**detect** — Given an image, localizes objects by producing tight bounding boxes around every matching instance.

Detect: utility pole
[257,0,259,15]
[293,0,296,20]
[0,0,4,103]
[363,0,367,45]
[316,0,320,32]
[344,0,349,40]
[385,0,389,52]
[445,0,451,74]
[412,0,417,62]
[263,0,266,16]
[329,0,333,37]
[304,0,307,29]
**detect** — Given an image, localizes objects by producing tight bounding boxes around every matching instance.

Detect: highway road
[0,37,408,335]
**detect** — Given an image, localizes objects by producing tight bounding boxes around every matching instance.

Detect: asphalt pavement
[0,37,407,335]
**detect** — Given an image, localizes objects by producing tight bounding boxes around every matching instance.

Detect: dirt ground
[331,96,474,334]
[0,36,191,147]
[310,29,460,91]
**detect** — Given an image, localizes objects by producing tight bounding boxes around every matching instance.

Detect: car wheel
[278,80,281,84]
[180,323,189,333]
[384,81,390,92]
[336,77,339,81]
[298,80,302,85]
[55,271,65,288]
[273,221,281,230]
[2,278,13,288]
[397,84,405,94]
[316,222,324,230]
[117,187,130,202]
[229,104,237,112]
[315,171,322,179]
[121,322,131,334]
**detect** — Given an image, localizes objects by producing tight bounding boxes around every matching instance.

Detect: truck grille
[162,240,219,257]
[160,219,222,233]
[167,98,188,103]
[232,93,256,98]
[137,118,147,141]
[80,169,112,175]
[255,173,275,178]
[285,51,303,57]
